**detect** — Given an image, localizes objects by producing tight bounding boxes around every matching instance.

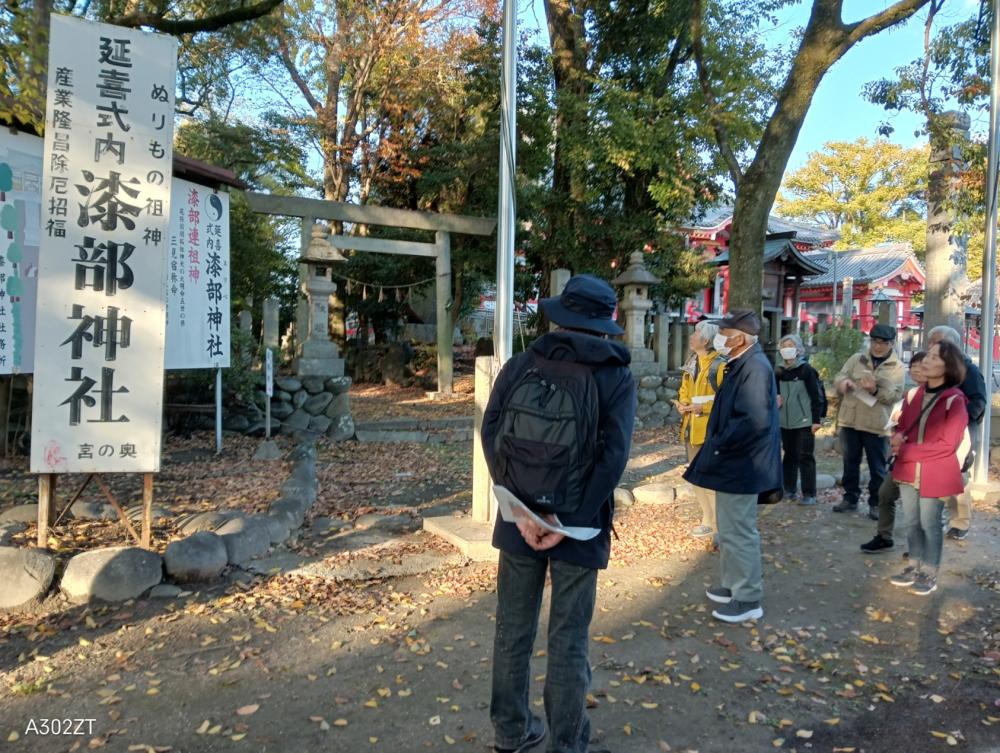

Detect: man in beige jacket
[832,324,906,517]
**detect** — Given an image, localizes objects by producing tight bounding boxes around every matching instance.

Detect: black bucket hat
[540,274,624,336]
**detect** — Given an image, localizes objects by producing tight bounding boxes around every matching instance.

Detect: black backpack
[817,377,829,418]
[494,354,600,516]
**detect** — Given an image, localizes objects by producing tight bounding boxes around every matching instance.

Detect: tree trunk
[724,0,931,315]
[924,111,970,335]
[544,0,590,261]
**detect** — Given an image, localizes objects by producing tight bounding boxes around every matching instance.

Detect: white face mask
[713,333,732,356]
[779,347,798,360]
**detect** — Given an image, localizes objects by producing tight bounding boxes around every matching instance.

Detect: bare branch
[110,0,284,34]
[276,33,322,115]
[690,0,743,186]
[843,0,933,48]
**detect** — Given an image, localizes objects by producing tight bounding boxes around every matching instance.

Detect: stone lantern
[296,222,346,377]
[613,250,660,361]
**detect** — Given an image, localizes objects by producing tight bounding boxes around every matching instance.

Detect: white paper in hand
[855,388,878,408]
[493,485,601,541]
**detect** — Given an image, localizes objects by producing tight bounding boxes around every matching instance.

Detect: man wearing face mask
[832,324,906,518]
[684,309,781,623]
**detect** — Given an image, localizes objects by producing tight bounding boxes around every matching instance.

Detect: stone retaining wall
[0,443,321,611]
[226,375,355,441]
[633,373,683,430]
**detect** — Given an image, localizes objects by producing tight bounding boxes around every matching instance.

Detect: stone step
[354,417,473,432]
[355,428,473,444]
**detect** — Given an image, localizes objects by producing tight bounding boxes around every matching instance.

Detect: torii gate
[245,193,496,394]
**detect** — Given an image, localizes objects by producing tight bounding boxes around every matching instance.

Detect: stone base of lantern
[296,340,344,377]
[297,357,345,378]
[627,348,660,378]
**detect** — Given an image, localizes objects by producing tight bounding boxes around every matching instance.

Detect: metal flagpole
[494,0,517,366]
[974,0,1000,484]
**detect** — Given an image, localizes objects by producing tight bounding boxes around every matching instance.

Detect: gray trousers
[716,491,763,603]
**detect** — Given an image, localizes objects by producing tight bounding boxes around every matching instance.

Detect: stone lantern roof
[298,222,346,264]
[613,251,660,287]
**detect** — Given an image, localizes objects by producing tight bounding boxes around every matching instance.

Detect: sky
[518,0,984,176]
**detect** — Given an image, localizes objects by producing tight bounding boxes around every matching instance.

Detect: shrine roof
[706,236,826,275]
[800,244,924,288]
[682,203,840,246]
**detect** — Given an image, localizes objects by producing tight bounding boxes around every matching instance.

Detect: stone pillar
[435,231,453,395]
[668,319,686,370]
[842,277,854,326]
[472,356,496,523]
[262,296,280,351]
[925,110,971,335]
[549,268,571,332]
[653,312,670,374]
[238,309,252,335]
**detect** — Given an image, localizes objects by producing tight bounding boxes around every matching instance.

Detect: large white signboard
[0,129,42,373]
[31,15,177,473]
[165,177,230,369]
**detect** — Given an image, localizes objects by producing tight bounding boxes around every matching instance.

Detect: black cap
[869,323,897,341]
[540,274,624,336]
[716,309,761,336]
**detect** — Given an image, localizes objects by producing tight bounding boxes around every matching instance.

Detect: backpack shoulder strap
[708,355,726,392]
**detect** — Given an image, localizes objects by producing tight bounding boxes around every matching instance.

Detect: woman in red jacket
[888,341,968,595]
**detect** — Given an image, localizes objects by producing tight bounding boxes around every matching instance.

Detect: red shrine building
[679,206,926,339]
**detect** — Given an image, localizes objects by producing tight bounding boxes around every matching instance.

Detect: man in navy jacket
[685,309,781,623]
[482,274,635,753]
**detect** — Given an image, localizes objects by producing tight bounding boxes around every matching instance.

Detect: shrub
[810,325,866,381]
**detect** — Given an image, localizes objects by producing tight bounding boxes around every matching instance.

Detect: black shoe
[712,599,764,623]
[946,527,969,540]
[860,534,894,554]
[832,500,858,513]
[495,716,545,752]
[867,505,879,521]
[706,586,732,604]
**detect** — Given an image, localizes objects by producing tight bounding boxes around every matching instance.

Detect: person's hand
[530,530,566,551]
[890,432,904,453]
[811,423,821,434]
[516,519,545,547]
[839,379,856,394]
[859,375,877,393]
[776,395,783,408]
[519,514,566,551]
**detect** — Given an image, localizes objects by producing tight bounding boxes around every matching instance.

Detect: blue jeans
[841,427,889,506]
[898,484,945,572]
[492,551,597,753]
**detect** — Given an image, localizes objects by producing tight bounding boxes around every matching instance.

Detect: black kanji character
[73,237,134,295]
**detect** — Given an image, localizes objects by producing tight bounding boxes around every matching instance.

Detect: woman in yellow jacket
[678,319,727,539]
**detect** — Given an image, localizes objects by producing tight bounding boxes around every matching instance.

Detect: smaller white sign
[265,348,273,397]
[164,178,230,369]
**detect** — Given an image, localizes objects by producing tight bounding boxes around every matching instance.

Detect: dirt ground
[2,428,1000,753]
